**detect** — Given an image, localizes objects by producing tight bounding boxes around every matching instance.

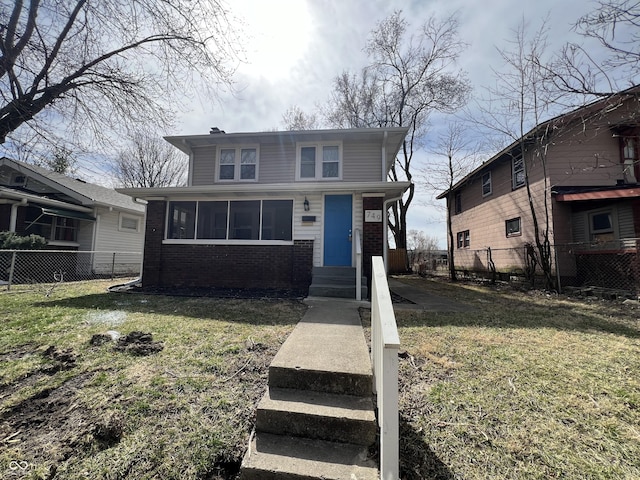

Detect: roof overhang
[554,187,640,202]
[117,181,411,202]
[164,127,409,175]
[0,186,94,212]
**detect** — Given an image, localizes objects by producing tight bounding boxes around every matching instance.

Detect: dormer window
[297,143,342,180]
[217,146,258,182]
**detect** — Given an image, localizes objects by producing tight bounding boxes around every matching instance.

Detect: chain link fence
[414,240,640,297]
[0,250,142,290]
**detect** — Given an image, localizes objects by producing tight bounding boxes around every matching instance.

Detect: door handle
[348,229,352,242]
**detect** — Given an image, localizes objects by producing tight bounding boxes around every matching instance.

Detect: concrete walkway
[241,279,470,478]
[388,277,473,312]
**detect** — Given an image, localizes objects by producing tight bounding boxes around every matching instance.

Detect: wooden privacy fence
[387,248,408,274]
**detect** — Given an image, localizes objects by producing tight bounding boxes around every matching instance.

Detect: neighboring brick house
[0,157,145,273]
[118,127,410,295]
[438,86,640,291]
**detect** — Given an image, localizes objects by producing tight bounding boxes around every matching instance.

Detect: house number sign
[365,210,383,222]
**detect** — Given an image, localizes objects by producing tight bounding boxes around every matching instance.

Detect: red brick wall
[142,201,313,293]
[362,196,384,290]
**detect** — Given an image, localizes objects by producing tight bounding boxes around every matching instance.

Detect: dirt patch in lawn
[1,372,97,478]
[0,337,281,479]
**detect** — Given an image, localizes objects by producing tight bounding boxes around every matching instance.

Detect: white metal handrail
[355,228,362,301]
[371,256,400,479]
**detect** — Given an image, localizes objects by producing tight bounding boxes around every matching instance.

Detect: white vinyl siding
[190,146,217,186]
[342,142,382,182]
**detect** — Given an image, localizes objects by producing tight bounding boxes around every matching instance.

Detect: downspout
[382,130,388,182]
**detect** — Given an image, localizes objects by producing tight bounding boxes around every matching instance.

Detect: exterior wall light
[304,197,310,211]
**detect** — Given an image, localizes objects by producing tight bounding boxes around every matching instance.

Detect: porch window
[261,200,293,240]
[169,199,293,242]
[512,155,525,189]
[456,230,470,248]
[168,201,196,239]
[23,207,78,242]
[297,143,342,180]
[229,200,260,240]
[482,171,492,197]
[54,217,77,241]
[590,211,614,242]
[196,201,228,239]
[218,146,258,181]
[505,217,521,237]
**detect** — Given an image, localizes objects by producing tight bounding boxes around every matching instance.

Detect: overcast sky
[176,0,603,248]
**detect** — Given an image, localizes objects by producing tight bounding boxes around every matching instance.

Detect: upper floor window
[622,137,638,163]
[297,143,342,180]
[512,155,525,189]
[454,192,462,214]
[217,146,258,182]
[482,171,492,197]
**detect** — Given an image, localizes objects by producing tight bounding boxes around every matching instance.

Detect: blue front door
[324,195,352,266]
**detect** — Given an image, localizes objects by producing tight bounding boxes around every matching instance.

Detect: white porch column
[9,203,19,232]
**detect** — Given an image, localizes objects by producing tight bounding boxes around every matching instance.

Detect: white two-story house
[118,127,409,296]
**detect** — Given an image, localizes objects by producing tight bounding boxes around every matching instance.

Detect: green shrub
[0,231,48,250]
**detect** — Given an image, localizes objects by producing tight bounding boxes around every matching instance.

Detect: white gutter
[0,187,93,212]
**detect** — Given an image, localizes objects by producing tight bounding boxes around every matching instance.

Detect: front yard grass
[0,280,306,479]
[2,278,639,479]
[381,277,640,480]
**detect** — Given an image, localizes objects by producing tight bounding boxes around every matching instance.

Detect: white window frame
[119,213,141,233]
[216,145,259,182]
[482,171,492,197]
[163,198,294,245]
[296,142,343,181]
[512,155,525,189]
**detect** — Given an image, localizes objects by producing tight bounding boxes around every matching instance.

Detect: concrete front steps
[308,266,368,299]
[240,299,378,480]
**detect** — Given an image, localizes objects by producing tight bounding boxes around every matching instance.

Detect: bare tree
[475,20,558,289]
[0,0,239,151]
[112,131,187,188]
[322,11,470,250]
[427,122,481,281]
[550,0,640,97]
[281,105,319,130]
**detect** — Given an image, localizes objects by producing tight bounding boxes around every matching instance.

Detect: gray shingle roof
[0,157,145,213]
